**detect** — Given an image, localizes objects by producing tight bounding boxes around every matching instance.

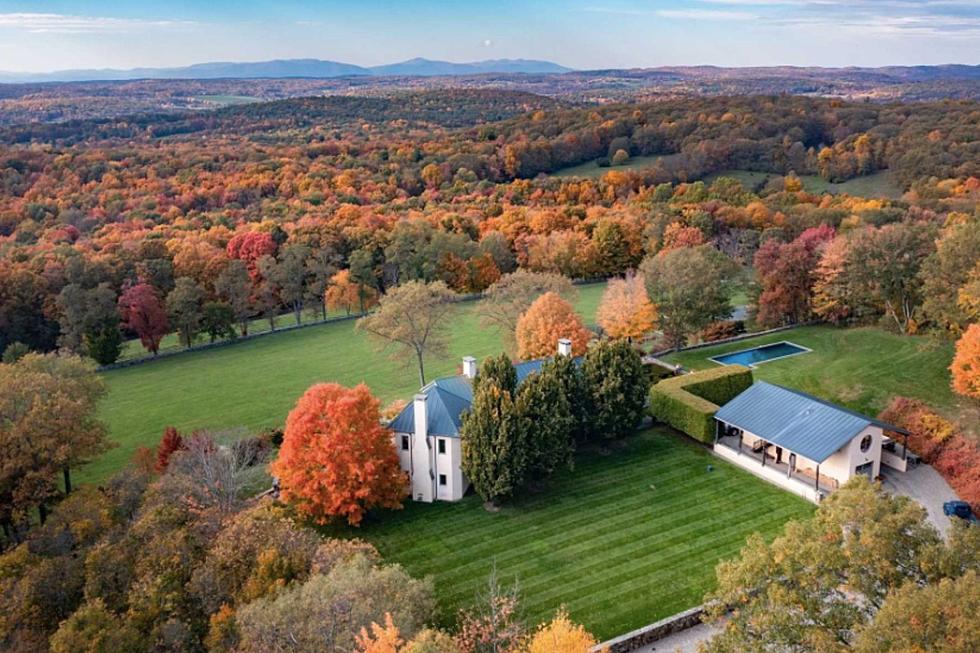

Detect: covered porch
[713,424,836,503]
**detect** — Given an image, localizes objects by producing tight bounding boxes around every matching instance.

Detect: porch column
[815,464,820,492]
[737,432,743,453]
[714,420,721,446]
[902,434,909,461]
[761,442,767,468]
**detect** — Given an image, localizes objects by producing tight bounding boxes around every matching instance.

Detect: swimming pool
[709,341,811,367]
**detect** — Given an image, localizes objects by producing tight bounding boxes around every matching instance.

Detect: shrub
[700,320,746,343]
[649,365,753,442]
[879,396,980,512]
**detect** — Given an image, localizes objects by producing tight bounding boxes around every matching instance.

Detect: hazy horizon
[1,1,978,74]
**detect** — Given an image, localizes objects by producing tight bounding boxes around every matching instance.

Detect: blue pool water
[710,341,809,367]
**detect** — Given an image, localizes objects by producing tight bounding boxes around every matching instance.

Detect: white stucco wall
[394,432,467,503]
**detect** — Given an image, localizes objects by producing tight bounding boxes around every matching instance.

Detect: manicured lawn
[88,283,607,484]
[333,428,814,640]
[664,325,960,422]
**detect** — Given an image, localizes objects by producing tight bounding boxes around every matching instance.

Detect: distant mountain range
[0,58,573,83]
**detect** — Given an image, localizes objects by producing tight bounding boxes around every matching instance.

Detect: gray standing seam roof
[388,357,576,437]
[714,381,908,463]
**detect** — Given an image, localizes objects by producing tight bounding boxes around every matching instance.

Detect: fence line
[99,278,610,372]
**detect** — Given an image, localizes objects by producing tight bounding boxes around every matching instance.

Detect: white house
[389,339,575,502]
[713,381,910,503]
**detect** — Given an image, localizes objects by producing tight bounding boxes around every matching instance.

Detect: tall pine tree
[582,340,648,441]
[541,353,590,443]
[514,366,574,482]
[461,355,524,506]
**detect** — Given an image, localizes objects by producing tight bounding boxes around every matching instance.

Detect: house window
[401,435,409,451]
[439,474,447,486]
[859,434,872,453]
[437,438,446,454]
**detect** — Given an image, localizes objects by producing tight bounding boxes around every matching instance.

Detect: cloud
[657,9,757,20]
[0,13,196,34]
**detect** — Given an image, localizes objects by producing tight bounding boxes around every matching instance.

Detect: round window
[860,434,873,452]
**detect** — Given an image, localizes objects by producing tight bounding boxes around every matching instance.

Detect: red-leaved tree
[271,383,406,526]
[118,283,169,355]
[755,225,835,328]
[226,231,277,280]
[156,426,184,472]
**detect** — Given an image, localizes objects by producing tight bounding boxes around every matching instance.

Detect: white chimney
[413,393,428,438]
[462,356,477,379]
[557,338,572,357]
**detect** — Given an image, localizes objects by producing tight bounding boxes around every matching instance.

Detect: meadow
[334,427,814,639]
[550,154,681,179]
[702,169,904,199]
[89,283,606,484]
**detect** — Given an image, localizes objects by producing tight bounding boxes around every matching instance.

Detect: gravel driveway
[881,464,960,535]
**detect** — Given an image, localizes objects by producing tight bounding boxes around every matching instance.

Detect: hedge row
[649,365,753,443]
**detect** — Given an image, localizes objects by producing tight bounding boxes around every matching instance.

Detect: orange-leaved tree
[515,292,592,359]
[271,382,406,526]
[596,271,657,341]
[526,610,608,653]
[356,614,403,653]
[951,323,980,400]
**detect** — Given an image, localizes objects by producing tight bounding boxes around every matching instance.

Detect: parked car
[943,500,978,524]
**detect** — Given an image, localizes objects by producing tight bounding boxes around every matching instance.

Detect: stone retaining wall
[594,606,705,653]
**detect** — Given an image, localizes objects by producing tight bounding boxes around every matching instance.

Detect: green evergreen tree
[582,340,648,440]
[514,366,574,482]
[85,324,122,365]
[461,382,525,506]
[541,353,590,443]
[473,352,517,395]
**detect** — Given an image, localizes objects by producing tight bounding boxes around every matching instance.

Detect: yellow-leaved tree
[526,610,608,653]
[596,271,657,341]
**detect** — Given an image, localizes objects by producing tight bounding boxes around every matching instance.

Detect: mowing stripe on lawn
[342,429,813,638]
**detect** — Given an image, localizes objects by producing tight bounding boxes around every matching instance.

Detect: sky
[0,1,978,72]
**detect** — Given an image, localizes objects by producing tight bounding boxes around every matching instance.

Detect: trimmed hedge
[649,365,753,443]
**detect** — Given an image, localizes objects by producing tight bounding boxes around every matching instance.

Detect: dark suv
[943,501,978,524]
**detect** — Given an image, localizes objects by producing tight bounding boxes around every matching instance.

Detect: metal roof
[714,381,908,463]
[388,357,576,438]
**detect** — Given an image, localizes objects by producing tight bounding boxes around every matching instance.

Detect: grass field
[197,94,263,107]
[88,284,606,484]
[118,305,357,361]
[664,325,961,423]
[703,169,903,199]
[332,427,813,639]
[550,154,681,179]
